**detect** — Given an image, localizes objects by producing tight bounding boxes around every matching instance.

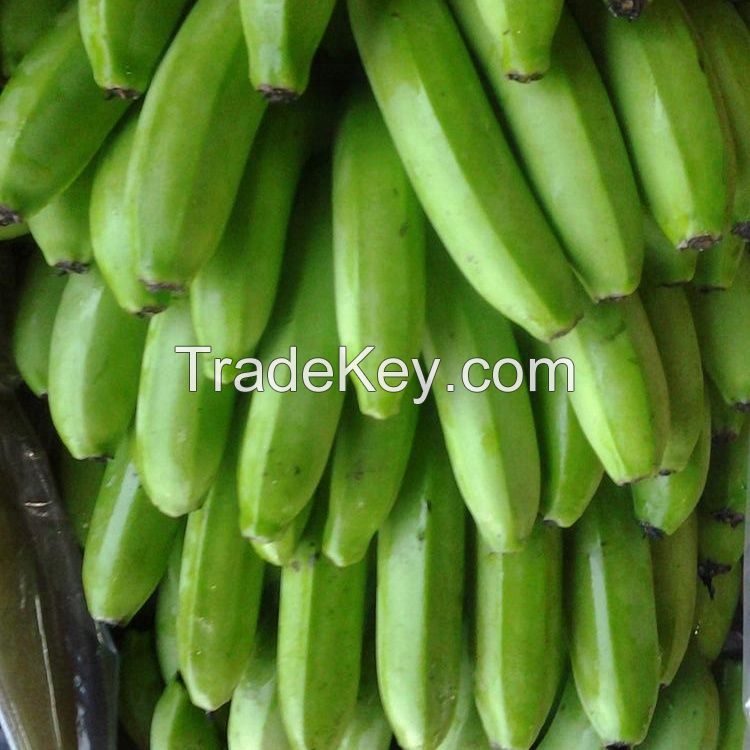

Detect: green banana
[126,0,267,292]
[119,629,164,750]
[641,285,704,474]
[0,0,67,77]
[715,659,746,750]
[423,242,539,552]
[177,432,265,711]
[333,85,425,418]
[251,499,314,567]
[570,0,729,251]
[0,4,129,224]
[643,210,700,287]
[12,253,66,397]
[535,675,604,750]
[155,531,184,683]
[566,478,661,745]
[323,388,419,567]
[79,0,191,98]
[693,234,746,292]
[694,562,742,663]
[632,392,711,536]
[650,512,699,687]
[82,432,182,624]
[348,0,584,342]
[90,114,168,316]
[376,408,465,750]
[701,417,749,520]
[277,498,368,750]
[689,254,750,410]
[237,164,344,543]
[191,93,329,381]
[452,1,643,301]
[56,449,106,547]
[550,292,670,485]
[135,297,235,517]
[239,0,337,101]
[48,266,148,459]
[698,511,745,582]
[151,680,221,750]
[475,522,565,749]
[707,377,746,444]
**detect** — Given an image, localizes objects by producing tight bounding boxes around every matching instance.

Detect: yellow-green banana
[333,85,425,418]
[79,0,191,98]
[570,0,729,251]
[82,432,182,624]
[155,532,183,683]
[423,242,540,552]
[0,0,67,77]
[251,499,314,568]
[323,388,419,568]
[475,522,565,749]
[707,378,746,444]
[135,298,235,517]
[48,266,148,459]
[239,0,337,101]
[376,408,465,750]
[650,513,699,687]
[56,448,105,548]
[535,675,604,750]
[693,234,746,291]
[715,659,746,750]
[126,0,266,292]
[150,680,221,750]
[452,2,643,301]
[694,562,742,664]
[12,253,66,397]
[0,4,129,224]
[550,293,670,485]
[643,211,700,287]
[348,0,584,342]
[237,164,344,543]
[566,478,661,745]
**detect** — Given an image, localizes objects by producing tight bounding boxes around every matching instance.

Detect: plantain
[694,562,742,664]
[150,680,221,750]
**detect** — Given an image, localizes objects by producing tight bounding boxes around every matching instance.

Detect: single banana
[48,266,148,459]
[155,532,184,683]
[701,417,749,521]
[135,298,235,517]
[475,522,565,749]
[697,511,745,584]
[715,659,746,750]
[632,392,711,536]
[694,562,742,663]
[323,387,419,567]
[641,285,704,474]
[376,407,465,750]
[150,680,221,750]
[82,432,182,624]
[191,93,329,381]
[452,2,643,300]
[642,211,700,287]
[79,0,191,98]
[126,0,267,292]
[707,378,747,445]
[0,0,67,77]
[90,114,168,316]
[277,498,368,750]
[650,512,699,687]
[689,254,750,410]
[348,0,584,342]
[55,448,106,548]
[549,292,670,485]
[570,0,729,251]
[333,85,425,418]
[535,675,604,750]
[12,253,66,397]
[251,499,314,567]
[237,164,344,543]
[566,478,661,745]
[239,0,337,101]
[693,233,746,292]
[423,241,540,552]
[0,4,129,224]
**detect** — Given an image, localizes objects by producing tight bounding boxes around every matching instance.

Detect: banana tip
[104,86,142,101]
[698,560,732,597]
[731,221,750,241]
[0,205,22,226]
[639,522,664,540]
[505,70,544,84]
[257,85,300,104]
[55,260,90,274]
[606,0,647,19]
[678,233,721,251]
[139,278,186,295]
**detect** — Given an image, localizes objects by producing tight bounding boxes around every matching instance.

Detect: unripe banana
[12,253,66,397]
[452,1,643,300]
[333,85,425,418]
[82,432,182,624]
[570,0,729,251]
[251,500,314,567]
[693,234,746,292]
[0,0,67,77]
[56,448,106,548]
[323,388,419,567]
[550,293,670,485]
[239,0,337,101]
[566,478,661,745]
[376,408,465,750]
[698,511,745,583]
[535,675,604,750]
[192,93,329,381]
[694,563,742,664]
[348,0,584,342]
[237,164,344,543]
[642,211,700,287]
[689,255,750,410]
[0,5,129,224]
[151,680,221,750]
[48,266,148,459]
[715,659,746,750]
[135,298,235,517]
[707,378,746,445]
[79,0,191,98]
[650,512,699,687]
[475,522,565,749]
[155,532,183,683]
[701,417,749,520]
[126,0,267,292]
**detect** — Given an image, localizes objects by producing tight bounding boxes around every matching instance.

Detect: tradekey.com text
[175,345,575,404]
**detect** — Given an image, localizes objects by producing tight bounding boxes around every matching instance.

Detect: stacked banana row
[1,0,749,748]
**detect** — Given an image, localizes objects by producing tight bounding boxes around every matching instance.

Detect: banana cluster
[1,0,749,748]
